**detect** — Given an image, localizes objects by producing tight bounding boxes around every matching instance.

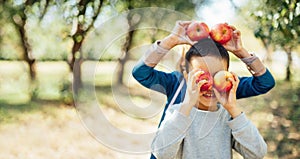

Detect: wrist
[227,107,242,118]
[241,54,267,76]
[234,48,251,58]
[159,35,177,50]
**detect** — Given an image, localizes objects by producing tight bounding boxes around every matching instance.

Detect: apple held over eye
[186,21,210,41]
[213,70,233,92]
[209,23,233,44]
[195,72,213,91]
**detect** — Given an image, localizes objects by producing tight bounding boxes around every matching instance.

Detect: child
[151,39,267,159]
[132,21,274,158]
[132,20,274,119]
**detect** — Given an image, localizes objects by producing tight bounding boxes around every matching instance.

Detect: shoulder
[172,71,183,78]
[166,71,184,82]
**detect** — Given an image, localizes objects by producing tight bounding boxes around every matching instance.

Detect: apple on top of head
[209,23,233,44]
[186,21,210,41]
[186,22,233,45]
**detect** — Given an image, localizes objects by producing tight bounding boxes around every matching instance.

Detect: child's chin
[200,98,218,107]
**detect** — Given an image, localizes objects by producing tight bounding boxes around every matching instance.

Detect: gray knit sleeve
[228,113,267,159]
[151,107,191,159]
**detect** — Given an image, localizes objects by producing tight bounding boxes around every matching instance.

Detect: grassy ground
[0,61,299,158]
[237,81,300,159]
[0,101,153,159]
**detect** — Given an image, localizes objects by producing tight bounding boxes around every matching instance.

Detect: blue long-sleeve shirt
[132,61,275,126]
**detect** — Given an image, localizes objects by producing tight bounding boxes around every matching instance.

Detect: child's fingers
[190,76,203,93]
[186,69,201,90]
[186,69,205,93]
[193,80,205,94]
[178,21,192,27]
[229,25,237,31]
[193,70,204,78]
[185,35,198,45]
[196,79,207,88]
[227,78,237,91]
[187,69,197,80]
[187,69,199,79]
[230,72,240,85]
[227,77,239,93]
[232,72,239,81]
[191,70,204,85]
[233,30,241,37]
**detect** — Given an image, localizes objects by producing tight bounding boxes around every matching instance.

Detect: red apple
[213,70,233,92]
[195,72,213,91]
[186,21,210,41]
[209,23,233,44]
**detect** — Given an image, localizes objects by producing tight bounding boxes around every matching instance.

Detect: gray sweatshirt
[151,104,267,159]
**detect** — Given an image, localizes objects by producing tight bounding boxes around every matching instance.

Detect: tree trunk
[17,18,36,80]
[116,29,134,85]
[69,0,103,95]
[73,56,83,95]
[115,0,139,85]
[70,30,84,95]
[261,39,273,65]
[285,48,292,81]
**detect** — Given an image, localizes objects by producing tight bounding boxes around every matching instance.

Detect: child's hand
[159,21,196,50]
[213,72,241,118]
[222,26,246,58]
[179,69,206,116]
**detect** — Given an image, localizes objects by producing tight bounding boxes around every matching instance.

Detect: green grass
[0,100,66,124]
[0,103,31,123]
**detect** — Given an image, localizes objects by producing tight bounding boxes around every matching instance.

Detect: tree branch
[78,0,89,15]
[39,0,50,22]
[85,0,104,33]
[25,0,35,6]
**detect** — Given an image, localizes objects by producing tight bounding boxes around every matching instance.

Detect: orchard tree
[115,0,204,85]
[249,0,300,81]
[60,0,104,94]
[1,0,50,80]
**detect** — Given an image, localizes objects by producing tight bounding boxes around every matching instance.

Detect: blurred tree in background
[59,0,105,94]
[0,0,223,95]
[114,0,201,84]
[0,0,50,80]
[248,0,300,81]
[0,0,299,98]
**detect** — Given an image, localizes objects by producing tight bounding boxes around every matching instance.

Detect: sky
[197,0,249,26]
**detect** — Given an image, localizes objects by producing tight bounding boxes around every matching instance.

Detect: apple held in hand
[209,23,233,44]
[196,72,213,91]
[213,71,233,92]
[186,21,210,41]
